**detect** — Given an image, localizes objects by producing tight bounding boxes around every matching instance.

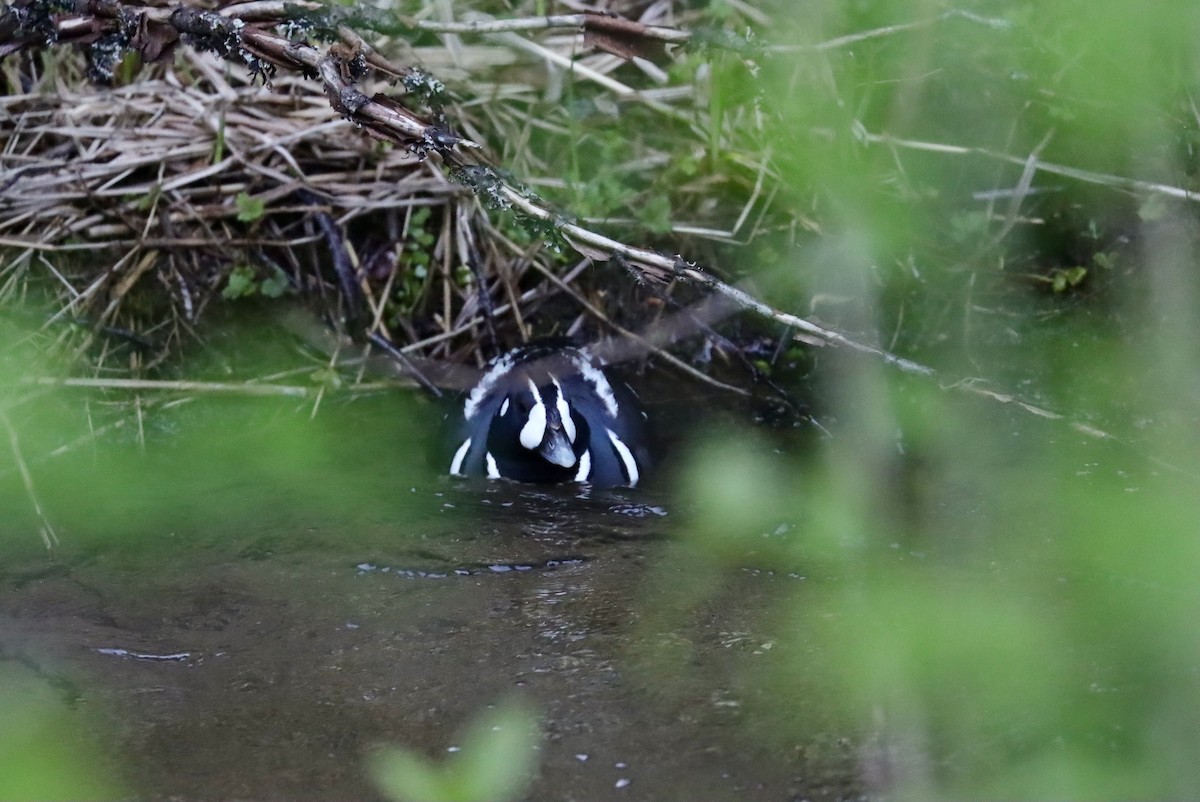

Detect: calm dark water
[0,396,858,801]
[3,366,1177,800]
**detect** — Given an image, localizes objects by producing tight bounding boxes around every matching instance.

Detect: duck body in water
[448,342,649,488]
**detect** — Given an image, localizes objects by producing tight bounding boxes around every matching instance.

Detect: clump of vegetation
[0,0,779,384]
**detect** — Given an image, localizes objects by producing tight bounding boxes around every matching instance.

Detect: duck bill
[538,428,577,468]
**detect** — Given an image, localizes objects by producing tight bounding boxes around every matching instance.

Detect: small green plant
[369,699,538,802]
[131,184,163,212]
[1048,265,1088,293]
[221,264,291,299]
[212,113,226,164]
[389,206,438,311]
[642,194,674,235]
[222,265,257,299]
[234,191,266,222]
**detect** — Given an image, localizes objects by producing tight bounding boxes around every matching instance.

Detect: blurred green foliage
[668,1,1200,798]
[679,359,1200,797]
[0,313,445,799]
[0,311,437,552]
[370,699,538,802]
[0,671,126,800]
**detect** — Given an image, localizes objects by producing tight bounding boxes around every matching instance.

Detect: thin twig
[366,332,443,397]
[397,12,691,44]
[0,408,59,551]
[20,377,315,396]
[862,129,1200,202]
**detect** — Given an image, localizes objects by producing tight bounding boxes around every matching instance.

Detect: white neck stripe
[574,449,592,482]
[449,438,472,475]
[576,354,619,418]
[463,353,515,420]
[606,428,639,487]
[551,377,576,443]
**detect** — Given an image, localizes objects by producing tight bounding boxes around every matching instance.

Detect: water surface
[0,408,858,800]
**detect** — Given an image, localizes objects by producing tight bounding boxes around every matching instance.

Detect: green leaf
[371,749,449,802]
[235,192,266,222]
[1050,266,1088,293]
[411,207,432,227]
[1137,193,1169,222]
[642,194,673,235]
[309,368,342,389]
[259,268,291,299]
[222,265,258,300]
[451,701,538,801]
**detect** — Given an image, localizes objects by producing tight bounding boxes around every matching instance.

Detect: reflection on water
[0,457,857,801]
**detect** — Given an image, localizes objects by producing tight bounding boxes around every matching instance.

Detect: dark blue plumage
[448,342,648,488]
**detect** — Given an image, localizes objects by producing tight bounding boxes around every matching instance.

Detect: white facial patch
[449,438,472,476]
[485,451,500,479]
[499,398,509,417]
[606,428,640,487]
[519,379,547,450]
[574,449,591,482]
[551,377,576,442]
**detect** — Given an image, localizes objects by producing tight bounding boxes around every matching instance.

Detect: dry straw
[2,1,738,374]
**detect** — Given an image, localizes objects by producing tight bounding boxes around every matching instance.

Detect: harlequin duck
[448,341,648,487]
